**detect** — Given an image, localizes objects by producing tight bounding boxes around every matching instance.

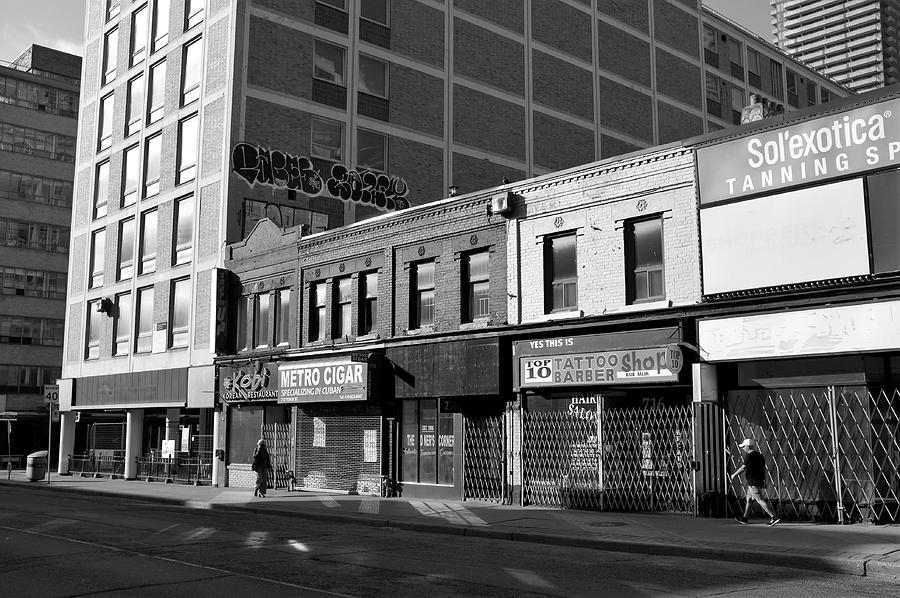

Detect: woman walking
[252,438,271,498]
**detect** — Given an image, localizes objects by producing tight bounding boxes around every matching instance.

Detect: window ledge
[356,333,380,342]
[532,310,583,323]
[406,325,435,336]
[459,319,490,331]
[615,299,672,313]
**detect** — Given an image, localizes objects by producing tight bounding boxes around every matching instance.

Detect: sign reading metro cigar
[278,359,369,403]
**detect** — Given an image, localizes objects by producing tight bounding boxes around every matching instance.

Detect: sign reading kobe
[278,359,369,404]
[518,346,684,388]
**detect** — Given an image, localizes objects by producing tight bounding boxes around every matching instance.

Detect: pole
[47,403,52,484]
[6,420,11,480]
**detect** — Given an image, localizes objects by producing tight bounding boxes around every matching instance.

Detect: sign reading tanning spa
[278,359,369,404]
[518,345,684,388]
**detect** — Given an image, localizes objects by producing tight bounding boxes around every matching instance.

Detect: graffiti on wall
[232,143,410,212]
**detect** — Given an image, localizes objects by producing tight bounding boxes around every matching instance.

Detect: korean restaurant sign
[697,97,900,205]
[514,337,684,390]
[219,361,278,402]
[278,359,369,404]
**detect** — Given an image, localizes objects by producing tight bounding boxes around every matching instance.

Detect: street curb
[2,480,893,579]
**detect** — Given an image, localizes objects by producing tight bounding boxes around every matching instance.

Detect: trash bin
[25,450,48,482]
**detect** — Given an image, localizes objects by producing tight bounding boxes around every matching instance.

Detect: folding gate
[522,401,694,512]
[726,387,900,523]
[464,414,504,503]
[261,423,293,490]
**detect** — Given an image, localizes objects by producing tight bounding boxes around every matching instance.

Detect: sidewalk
[2,471,898,579]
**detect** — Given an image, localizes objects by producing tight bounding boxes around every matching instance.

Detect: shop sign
[220,361,278,402]
[278,359,368,404]
[697,97,900,205]
[518,345,684,389]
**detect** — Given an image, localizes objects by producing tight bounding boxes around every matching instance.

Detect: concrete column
[57,412,76,475]
[165,407,180,449]
[124,409,145,480]
[211,407,222,487]
[198,408,209,435]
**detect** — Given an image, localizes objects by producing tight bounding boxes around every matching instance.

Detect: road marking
[26,518,78,533]
[504,567,556,590]
[0,523,360,597]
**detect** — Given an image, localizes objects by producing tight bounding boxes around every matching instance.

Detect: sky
[0,1,771,64]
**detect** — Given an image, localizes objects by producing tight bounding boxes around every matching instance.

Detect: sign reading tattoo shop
[219,361,278,402]
[513,335,684,390]
[232,143,410,213]
[278,358,369,404]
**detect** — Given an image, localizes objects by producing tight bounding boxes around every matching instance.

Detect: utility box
[26,450,48,482]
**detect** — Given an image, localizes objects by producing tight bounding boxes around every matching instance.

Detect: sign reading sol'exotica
[232,143,410,212]
[696,97,900,205]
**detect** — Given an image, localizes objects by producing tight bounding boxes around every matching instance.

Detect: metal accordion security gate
[463,414,505,503]
[522,399,694,512]
[261,423,293,490]
[726,387,900,523]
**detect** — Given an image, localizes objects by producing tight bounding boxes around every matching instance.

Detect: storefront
[511,327,694,513]
[386,338,505,502]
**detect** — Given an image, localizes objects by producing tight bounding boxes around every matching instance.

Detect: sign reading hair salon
[278,358,369,404]
[697,97,900,204]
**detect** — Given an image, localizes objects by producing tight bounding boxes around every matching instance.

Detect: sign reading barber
[697,97,900,205]
[278,358,368,404]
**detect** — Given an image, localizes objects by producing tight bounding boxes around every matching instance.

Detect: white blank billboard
[700,179,870,295]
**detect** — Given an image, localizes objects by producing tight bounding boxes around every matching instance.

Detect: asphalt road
[0,486,894,597]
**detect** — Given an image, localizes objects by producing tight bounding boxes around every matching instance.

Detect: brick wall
[194,269,212,349]
[532,51,594,121]
[391,0,444,68]
[454,19,524,96]
[452,153,524,196]
[654,0,701,58]
[205,18,230,95]
[532,112,595,172]
[453,86,526,161]
[201,97,226,177]
[198,181,222,258]
[598,77,654,144]
[655,49,702,108]
[454,0,524,33]
[247,16,313,100]
[389,64,444,138]
[599,0,649,31]
[531,0,592,62]
[295,410,382,495]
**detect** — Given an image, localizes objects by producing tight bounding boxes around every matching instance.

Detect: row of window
[314,39,388,100]
[0,123,76,162]
[86,276,190,359]
[0,219,69,253]
[0,170,73,208]
[0,316,64,346]
[0,267,67,299]
[0,365,62,393]
[0,74,79,118]
[310,117,387,172]
[94,112,198,219]
[241,199,329,238]
[89,194,193,289]
[317,0,389,26]
[235,289,292,351]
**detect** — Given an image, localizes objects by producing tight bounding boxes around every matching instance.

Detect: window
[126,74,143,136]
[731,84,745,125]
[107,0,121,21]
[314,40,345,85]
[173,195,193,265]
[359,271,377,335]
[463,250,489,322]
[252,293,271,349]
[747,47,761,89]
[626,217,664,303]
[786,69,799,107]
[152,0,170,51]
[310,117,343,162]
[769,59,783,100]
[236,295,248,351]
[411,261,435,328]
[135,285,153,353]
[89,229,105,289]
[807,81,817,107]
[181,37,202,106]
[139,209,157,274]
[309,282,327,341]
[821,88,831,104]
[169,277,190,348]
[144,133,161,197]
[0,170,73,207]
[98,93,115,152]
[94,161,110,219]
[113,292,132,356]
[357,129,386,171]
[177,114,198,184]
[117,218,135,280]
[702,24,717,66]
[361,0,388,25]
[86,300,102,359]
[358,54,387,98]
[103,28,118,85]
[544,234,577,313]
[728,38,743,78]
[275,288,291,346]
[401,399,454,485]
[122,144,140,207]
[705,73,721,117]
[332,277,351,339]
[185,0,204,30]
[148,59,166,124]
[131,4,149,66]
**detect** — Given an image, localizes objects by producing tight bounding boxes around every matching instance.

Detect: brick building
[0,45,81,467]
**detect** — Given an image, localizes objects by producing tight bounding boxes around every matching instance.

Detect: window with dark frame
[359,271,378,335]
[544,233,577,313]
[113,292,131,356]
[181,37,202,106]
[173,195,194,265]
[236,295,248,351]
[144,133,161,197]
[102,27,118,86]
[411,261,435,328]
[98,93,114,151]
[117,217,135,280]
[152,0,170,52]
[139,208,157,274]
[747,47,761,89]
[309,282,327,341]
[122,144,139,207]
[253,292,271,349]
[147,59,166,124]
[106,0,121,21]
[358,54,387,98]
[89,229,105,289]
[185,0,204,30]
[168,277,190,348]
[401,399,454,485]
[86,299,102,359]
[332,277,352,339]
[275,288,291,346]
[131,4,148,66]
[310,117,343,162]
[314,40,345,85]
[357,129,386,171]
[126,74,143,137]
[462,250,489,322]
[361,0,389,25]
[135,285,153,353]
[625,216,665,304]
[94,160,109,219]
[177,114,198,184]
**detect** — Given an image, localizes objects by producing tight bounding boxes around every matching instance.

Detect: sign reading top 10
[519,345,683,388]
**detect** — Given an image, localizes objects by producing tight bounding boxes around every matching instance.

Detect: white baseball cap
[738,438,754,449]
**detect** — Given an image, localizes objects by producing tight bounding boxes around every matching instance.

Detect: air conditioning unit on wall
[490,191,513,215]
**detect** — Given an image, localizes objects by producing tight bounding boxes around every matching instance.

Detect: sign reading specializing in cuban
[519,345,684,388]
[278,359,368,404]
[220,362,278,402]
[231,143,410,213]
[696,97,900,204]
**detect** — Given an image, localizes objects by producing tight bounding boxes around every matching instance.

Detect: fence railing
[135,455,212,485]
[67,453,125,478]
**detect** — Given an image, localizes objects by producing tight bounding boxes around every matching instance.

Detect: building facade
[771,0,900,93]
[0,45,81,466]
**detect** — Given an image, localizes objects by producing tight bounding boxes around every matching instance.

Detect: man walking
[731,438,780,526]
